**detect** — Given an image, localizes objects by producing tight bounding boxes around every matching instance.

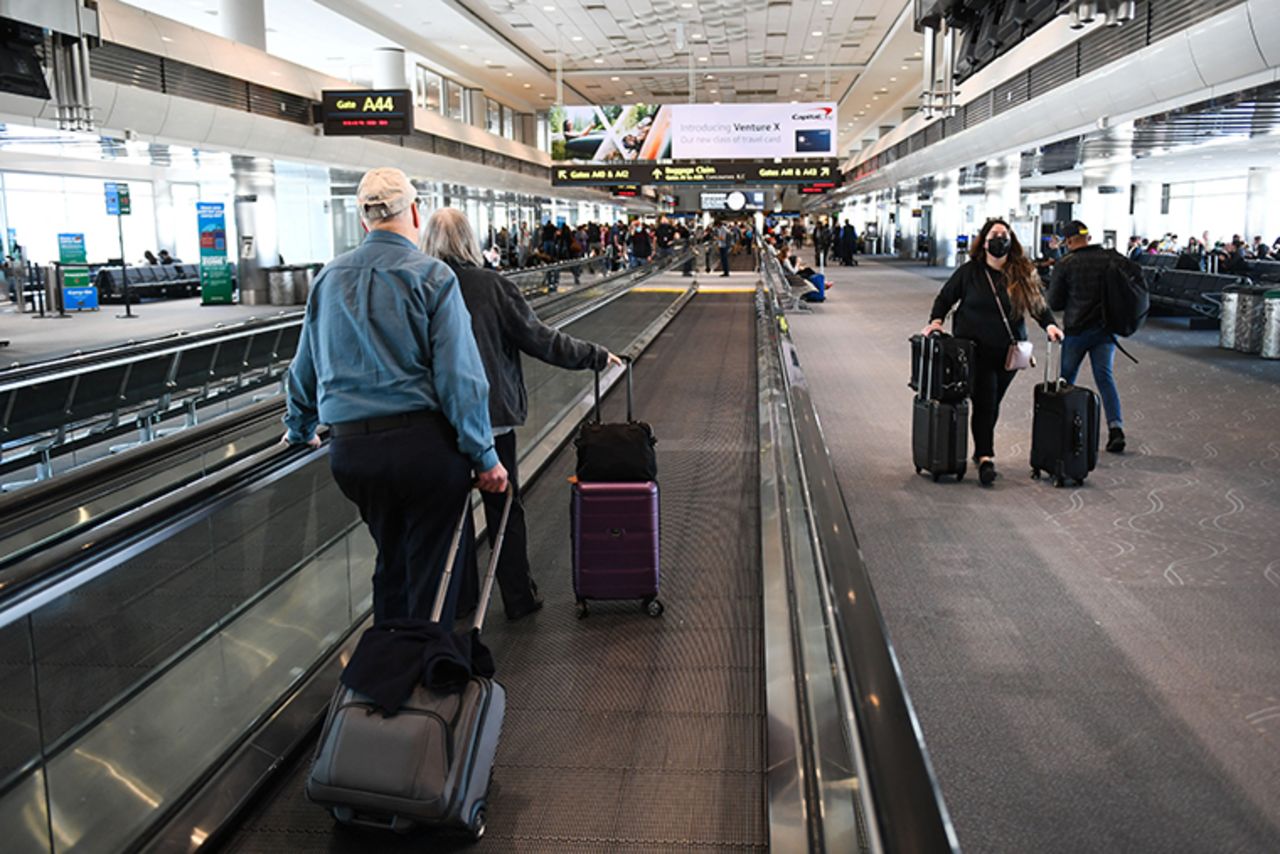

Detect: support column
[1079,158,1133,251]
[1244,167,1278,247]
[1130,180,1162,243]
[983,153,1021,222]
[934,169,962,267]
[232,155,277,305]
[373,47,409,90]
[220,0,266,51]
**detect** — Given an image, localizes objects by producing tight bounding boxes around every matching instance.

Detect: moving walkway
[0,250,955,852]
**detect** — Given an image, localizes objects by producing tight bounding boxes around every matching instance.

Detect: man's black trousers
[329,414,473,625]
[458,430,538,618]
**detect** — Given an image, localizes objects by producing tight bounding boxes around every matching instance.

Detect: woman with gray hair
[422,206,622,620]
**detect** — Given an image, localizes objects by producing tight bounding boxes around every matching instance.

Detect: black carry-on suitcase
[908,332,974,402]
[574,357,657,483]
[911,332,969,482]
[307,488,514,841]
[1031,339,1101,488]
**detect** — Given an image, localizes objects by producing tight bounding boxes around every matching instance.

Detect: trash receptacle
[1219,287,1240,350]
[268,267,295,306]
[293,264,319,305]
[1262,289,1280,360]
[1234,286,1267,354]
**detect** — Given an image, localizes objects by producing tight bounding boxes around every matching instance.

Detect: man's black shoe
[1106,427,1126,454]
[979,460,997,487]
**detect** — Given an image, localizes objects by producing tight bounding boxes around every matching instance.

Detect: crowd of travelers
[1122,232,1278,273]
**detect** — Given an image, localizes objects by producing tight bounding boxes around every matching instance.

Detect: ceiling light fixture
[804,54,814,60]
[523,83,532,88]
[889,76,897,81]
[692,33,704,39]
[610,76,620,81]
[812,30,823,36]
[624,89,634,95]
[594,57,605,63]
[799,72,808,78]
[543,4,555,11]
[698,56,708,61]
[459,44,468,50]
[571,35,582,41]
[506,72,513,76]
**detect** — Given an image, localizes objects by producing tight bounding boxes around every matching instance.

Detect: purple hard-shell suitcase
[571,481,663,618]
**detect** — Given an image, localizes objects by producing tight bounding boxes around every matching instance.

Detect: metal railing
[757,248,959,852]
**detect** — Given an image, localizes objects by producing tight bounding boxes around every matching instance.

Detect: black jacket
[932,259,1057,352]
[1047,244,1140,335]
[448,261,608,428]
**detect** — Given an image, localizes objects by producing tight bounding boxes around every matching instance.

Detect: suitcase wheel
[914,466,922,475]
[643,597,665,618]
[469,803,487,841]
[576,600,590,619]
[932,472,942,483]
[956,464,966,482]
[1074,478,1085,487]
[1054,476,1066,488]
[1031,468,1041,480]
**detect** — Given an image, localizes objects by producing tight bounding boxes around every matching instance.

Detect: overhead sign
[612,185,640,197]
[669,102,837,160]
[552,159,840,186]
[320,89,413,136]
[550,102,838,162]
[104,182,131,216]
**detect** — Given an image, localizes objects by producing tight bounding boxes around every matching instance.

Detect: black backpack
[1102,254,1150,337]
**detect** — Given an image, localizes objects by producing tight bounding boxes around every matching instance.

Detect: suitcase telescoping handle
[592,355,634,424]
[429,485,514,631]
[1044,336,1064,389]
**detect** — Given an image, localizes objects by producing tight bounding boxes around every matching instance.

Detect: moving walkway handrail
[0,310,303,381]
[757,246,959,852]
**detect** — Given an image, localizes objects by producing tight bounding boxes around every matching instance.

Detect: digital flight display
[320,90,414,136]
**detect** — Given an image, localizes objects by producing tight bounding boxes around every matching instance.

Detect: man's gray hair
[422,207,483,266]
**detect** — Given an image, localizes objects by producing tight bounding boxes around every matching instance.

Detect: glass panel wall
[0,172,158,264]
[444,79,466,122]
[503,107,515,140]
[486,98,502,135]
[415,65,443,114]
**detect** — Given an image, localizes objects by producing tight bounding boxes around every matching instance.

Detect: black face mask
[986,236,1010,258]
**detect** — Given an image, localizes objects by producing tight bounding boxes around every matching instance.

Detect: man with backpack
[1048,220,1149,455]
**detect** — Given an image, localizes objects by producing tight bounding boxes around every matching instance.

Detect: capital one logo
[791,106,834,122]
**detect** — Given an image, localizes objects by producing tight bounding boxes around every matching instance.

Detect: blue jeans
[1060,327,1123,429]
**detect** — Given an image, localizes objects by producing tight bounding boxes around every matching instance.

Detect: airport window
[502,106,515,140]
[486,98,502,135]
[444,78,466,122]
[416,66,443,114]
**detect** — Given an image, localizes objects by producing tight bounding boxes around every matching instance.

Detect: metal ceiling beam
[563,64,864,76]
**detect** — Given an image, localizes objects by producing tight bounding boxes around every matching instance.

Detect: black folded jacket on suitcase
[574,359,657,482]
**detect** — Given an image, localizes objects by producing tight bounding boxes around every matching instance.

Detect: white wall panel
[1187,5,1267,87]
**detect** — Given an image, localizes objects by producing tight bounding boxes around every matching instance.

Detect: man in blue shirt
[285,167,507,625]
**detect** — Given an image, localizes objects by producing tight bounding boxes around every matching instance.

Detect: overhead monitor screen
[320,89,414,136]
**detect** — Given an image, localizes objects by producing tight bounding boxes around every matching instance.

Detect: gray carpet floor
[788,260,1280,853]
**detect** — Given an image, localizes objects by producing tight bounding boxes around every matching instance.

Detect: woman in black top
[423,207,621,619]
[922,219,1064,486]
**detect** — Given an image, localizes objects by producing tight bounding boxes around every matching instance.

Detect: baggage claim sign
[552,160,840,186]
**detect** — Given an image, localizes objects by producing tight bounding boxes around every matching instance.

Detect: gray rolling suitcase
[306,488,513,841]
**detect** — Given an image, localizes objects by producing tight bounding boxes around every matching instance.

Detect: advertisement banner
[549,102,837,162]
[57,232,98,311]
[197,202,234,305]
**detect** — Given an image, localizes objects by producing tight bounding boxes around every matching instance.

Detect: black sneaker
[979,460,997,487]
[1106,427,1126,454]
